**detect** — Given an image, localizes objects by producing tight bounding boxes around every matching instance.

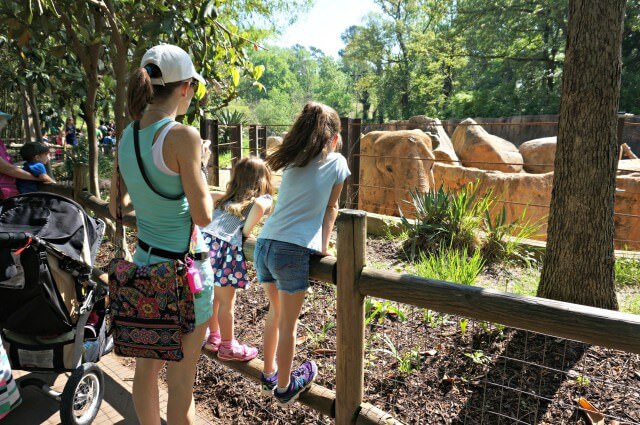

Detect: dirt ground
[97,237,640,424]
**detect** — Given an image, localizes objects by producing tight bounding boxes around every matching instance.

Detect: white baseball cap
[141,44,206,86]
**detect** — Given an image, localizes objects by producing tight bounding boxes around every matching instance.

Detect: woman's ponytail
[127,67,153,120]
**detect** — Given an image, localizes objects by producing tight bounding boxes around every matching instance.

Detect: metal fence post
[336,209,367,424]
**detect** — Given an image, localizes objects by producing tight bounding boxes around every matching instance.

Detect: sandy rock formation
[407,116,459,163]
[519,137,556,173]
[451,118,523,173]
[266,136,282,154]
[358,130,435,216]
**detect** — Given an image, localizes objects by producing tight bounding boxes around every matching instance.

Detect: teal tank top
[118,118,191,260]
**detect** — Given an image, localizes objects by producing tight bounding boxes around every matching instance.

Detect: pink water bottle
[185,258,204,294]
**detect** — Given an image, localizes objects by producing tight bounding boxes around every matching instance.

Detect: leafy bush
[401,182,542,265]
[482,204,542,265]
[401,182,487,259]
[61,140,113,181]
[615,257,640,287]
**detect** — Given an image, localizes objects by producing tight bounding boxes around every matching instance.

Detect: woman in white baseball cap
[109,44,212,425]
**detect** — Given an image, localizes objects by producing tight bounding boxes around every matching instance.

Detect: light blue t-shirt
[258,152,350,252]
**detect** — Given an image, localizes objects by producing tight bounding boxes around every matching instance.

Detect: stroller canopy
[0,193,104,266]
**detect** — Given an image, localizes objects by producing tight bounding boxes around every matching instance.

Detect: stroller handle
[0,232,34,248]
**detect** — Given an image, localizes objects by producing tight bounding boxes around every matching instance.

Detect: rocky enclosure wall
[358,118,640,250]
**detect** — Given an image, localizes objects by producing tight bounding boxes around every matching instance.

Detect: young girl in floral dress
[202,156,274,361]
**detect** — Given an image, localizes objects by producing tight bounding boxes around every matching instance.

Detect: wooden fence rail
[39,172,640,424]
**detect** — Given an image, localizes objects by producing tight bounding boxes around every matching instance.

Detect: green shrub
[400,181,542,265]
[482,204,542,265]
[615,257,640,287]
[401,182,487,259]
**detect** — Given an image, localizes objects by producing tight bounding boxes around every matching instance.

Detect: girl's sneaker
[274,360,318,406]
[217,339,258,361]
[260,371,278,396]
[203,332,221,353]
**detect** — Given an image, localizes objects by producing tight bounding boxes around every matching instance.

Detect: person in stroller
[15,142,55,194]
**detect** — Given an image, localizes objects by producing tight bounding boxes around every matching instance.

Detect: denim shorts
[254,239,311,294]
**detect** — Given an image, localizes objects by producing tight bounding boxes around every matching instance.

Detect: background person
[15,142,55,194]
[0,111,41,200]
[63,117,77,146]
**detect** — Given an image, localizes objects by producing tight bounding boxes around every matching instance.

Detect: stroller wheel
[60,362,104,425]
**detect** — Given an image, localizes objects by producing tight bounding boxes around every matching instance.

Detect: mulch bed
[96,236,640,424]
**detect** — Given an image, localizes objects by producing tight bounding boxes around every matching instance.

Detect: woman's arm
[0,157,39,180]
[320,183,343,256]
[167,125,213,227]
[108,156,133,219]
[242,196,272,238]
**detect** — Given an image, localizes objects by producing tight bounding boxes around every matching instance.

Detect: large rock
[407,116,459,163]
[359,130,435,216]
[266,136,282,153]
[451,118,523,173]
[519,137,556,173]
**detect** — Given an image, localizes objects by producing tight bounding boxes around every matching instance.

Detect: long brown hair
[216,156,274,217]
[127,64,185,120]
[266,102,341,171]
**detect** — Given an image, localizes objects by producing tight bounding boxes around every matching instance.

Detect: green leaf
[230,67,240,87]
[253,64,264,80]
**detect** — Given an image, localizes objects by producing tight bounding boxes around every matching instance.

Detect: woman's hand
[201,139,211,166]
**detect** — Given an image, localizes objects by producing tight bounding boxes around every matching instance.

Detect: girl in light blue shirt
[254,102,350,406]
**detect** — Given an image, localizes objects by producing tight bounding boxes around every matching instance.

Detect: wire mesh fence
[362,299,640,424]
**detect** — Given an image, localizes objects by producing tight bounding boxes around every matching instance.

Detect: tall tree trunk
[85,76,100,196]
[25,83,42,142]
[538,0,626,310]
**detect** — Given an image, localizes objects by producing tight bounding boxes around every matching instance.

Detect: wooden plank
[356,403,405,425]
[202,351,335,417]
[359,267,640,354]
[336,210,367,424]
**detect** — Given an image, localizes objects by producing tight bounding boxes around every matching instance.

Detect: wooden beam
[359,267,640,354]
[336,210,367,424]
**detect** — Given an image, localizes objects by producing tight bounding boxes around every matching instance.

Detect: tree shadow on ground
[449,329,588,424]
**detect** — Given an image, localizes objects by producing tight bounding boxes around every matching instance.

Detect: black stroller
[0,193,110,425]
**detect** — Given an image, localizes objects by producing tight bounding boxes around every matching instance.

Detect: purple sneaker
[274,361,318,406]
[261,371,278,396]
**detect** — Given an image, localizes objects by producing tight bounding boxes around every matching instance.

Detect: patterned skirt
[0,335,21,419]
[202,234,250,289]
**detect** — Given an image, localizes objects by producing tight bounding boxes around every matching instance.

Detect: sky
[272,0,381,58]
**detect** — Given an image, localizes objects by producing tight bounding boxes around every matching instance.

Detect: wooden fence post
[211,120,220,187]
[349,118,362,210]
[340,118,352,208]
[617,113,631,161]
[72,163,89,201]
[336,209,367,425]
[258,126,267,159]
[249,125,258,156]
[231,123,243,167]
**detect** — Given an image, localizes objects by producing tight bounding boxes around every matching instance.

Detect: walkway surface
[3,352,216,424]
